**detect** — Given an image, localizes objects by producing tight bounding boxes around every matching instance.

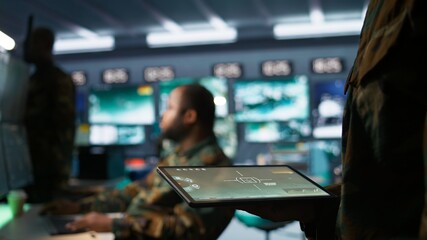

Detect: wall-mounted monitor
[88,85,155,125]
[312,80,345,139]
[244,121,311,143]
[159,77,228,117]
[234,76,309,122]
[89,125,145,146]
[101,68,129,84]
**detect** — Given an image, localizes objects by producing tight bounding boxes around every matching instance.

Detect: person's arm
[79,182,143,213]
[40,181,142,215]
[111,203,232,240]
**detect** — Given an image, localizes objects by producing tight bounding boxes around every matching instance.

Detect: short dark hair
[32,27,55,51]
[180,84,215,132]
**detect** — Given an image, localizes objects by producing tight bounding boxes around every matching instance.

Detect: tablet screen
[157,165,332,207]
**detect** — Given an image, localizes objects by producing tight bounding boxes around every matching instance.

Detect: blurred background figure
[24,27,76,203]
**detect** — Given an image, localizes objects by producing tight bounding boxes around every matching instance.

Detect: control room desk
[0,178,126,240]
[0,204,114,240]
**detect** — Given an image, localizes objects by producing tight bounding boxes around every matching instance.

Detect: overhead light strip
[273,20,363,39]
[53,36,115,54]
[309,0,325,24]
[0,30,16,51]
[146,28,237,48]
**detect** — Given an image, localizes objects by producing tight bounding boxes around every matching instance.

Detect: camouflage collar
[175,136,217,159]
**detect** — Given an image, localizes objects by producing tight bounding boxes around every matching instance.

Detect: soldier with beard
[42,84,234,240]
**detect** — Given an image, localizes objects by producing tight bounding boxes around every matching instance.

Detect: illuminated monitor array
[236,77,345,142]
[82,76,345,146]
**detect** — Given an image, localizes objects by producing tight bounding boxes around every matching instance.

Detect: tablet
[157,165,335,207]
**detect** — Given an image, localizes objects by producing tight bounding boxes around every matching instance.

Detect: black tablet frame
[157,165,336,208]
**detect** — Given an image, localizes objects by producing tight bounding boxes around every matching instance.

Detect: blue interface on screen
[312,80,346,139]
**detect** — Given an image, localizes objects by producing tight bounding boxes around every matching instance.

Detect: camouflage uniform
[337,0,427,238]
[25,63,76,203]
[79,137,234,240]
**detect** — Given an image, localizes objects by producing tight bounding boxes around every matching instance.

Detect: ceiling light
[53,36,115,54]
[146,28,237,48]
[273,20,363,39]
[0,30,15,51]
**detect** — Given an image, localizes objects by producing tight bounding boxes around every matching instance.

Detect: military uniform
[338,0,427,238]
[25,62,76,203]
[79,137,234,240]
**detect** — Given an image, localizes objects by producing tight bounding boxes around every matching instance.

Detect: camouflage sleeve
[110,174,233,240]
[79,182,143,213]
[51,72,75,131]
[79,169,169,214]
[111,203,233,240]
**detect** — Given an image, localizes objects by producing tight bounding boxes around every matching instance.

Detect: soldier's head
[160,84,215,142]
[25,27,55,64]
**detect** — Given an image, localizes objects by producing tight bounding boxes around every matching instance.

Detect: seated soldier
[43,84,234,240]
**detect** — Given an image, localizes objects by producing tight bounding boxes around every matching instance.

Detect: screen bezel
[157,165,336,208]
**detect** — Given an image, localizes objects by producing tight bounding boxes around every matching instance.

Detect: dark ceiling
[0,0,368,54]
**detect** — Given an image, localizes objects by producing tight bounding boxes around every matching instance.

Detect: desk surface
[0,205,114,240]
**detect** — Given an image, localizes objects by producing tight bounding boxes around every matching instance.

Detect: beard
[161,117,190,142]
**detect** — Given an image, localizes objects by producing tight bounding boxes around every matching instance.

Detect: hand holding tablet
[157,165,336,207]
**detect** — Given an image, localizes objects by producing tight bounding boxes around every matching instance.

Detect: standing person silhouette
[24,27,76,203]
[240,0,427,239]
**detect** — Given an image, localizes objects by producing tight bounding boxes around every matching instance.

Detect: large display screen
[88,85,155,125]
[234,76,309,122]
[312,80,346,138]
[244,121,311,142]
[159,77,228,117]
[89,125,145,145]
